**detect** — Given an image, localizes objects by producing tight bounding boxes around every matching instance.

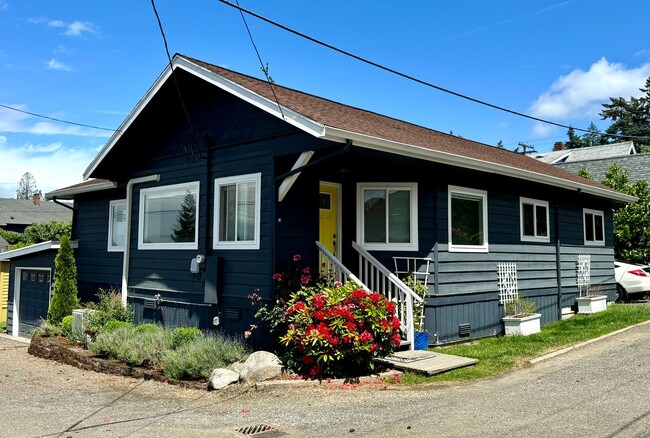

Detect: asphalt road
[0,322,649,438]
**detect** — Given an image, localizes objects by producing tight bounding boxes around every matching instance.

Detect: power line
[0,103,118,132]
[234,0,285,121]
[150,0,191,126]
[217,0,650,143]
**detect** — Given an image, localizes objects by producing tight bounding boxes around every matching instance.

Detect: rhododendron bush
[279,281,401,380]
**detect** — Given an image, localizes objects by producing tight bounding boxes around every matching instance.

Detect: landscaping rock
[228,361,245,374]
[208,368,240,390]
[239,351,283,383]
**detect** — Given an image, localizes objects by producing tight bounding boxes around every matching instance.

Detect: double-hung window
[138,181,199,250]
[520,197,550,243]
[108,199,127,251]
[214,173,261,250]
[357,183,418,251]
[583,208,605,245]
[448,186,488,252]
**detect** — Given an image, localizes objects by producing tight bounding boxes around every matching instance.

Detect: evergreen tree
[171,192,196,242]
[565,127,585,149]
[600,76,650,149]
[16,172,41,200]
[47,235,80,325]
[583,122,604,147]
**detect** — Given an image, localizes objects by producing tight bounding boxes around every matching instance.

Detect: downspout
[51,198,74,211]
[121,175,160,306]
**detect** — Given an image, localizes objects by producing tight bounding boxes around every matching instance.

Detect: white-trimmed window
[449,186,488,252]
[520,197,550,243]
[138,181,199,250]
[214,173,261,250]
[108,199,127,251]
[583,208,605,246]
[357,183,418,251]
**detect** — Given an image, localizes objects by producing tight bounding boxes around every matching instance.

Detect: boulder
[228,361,245,374]
[208,368,240,390]
[239,351,283,384]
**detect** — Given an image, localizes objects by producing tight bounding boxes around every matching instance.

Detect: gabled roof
[85,54,636,204]
[556,153,650,184]
[45,179,117,200]
[533,141,636,164]
[0,235,9,251]
[0,240,78,261]
[0,199,72,227]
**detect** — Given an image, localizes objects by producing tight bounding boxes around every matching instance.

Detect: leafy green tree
[600,76,650,149]
[171,192,196,242]
[21,221,71,245]
[47,235,80,325]
[601,164,650,264]
[577,168,594,180]
[16,172,41,200]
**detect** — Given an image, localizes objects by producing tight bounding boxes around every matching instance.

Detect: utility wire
[151,0,191,125]
[0,103,118,132]
[235,0,286,120]
[217,0,650,143]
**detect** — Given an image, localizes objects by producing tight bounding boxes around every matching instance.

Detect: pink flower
[303,267,310,274]
[272,273,282,281]
[334,280,343,287]
[293,254,302,261]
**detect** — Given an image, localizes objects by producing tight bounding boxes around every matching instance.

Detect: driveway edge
[529,318,650,364]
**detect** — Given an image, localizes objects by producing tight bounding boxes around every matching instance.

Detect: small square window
[214,173,261,250]
[449,186,488,252]
[138,182,200,250]
[520,197,550,243]
[584,208,605,245]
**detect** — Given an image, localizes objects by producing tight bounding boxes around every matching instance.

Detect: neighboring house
[0,195,72,233]
[0,235,9,252]
[532,141,636,165]
[36,54,633,345]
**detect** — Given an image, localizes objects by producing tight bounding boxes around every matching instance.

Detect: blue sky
[1,0,649,198]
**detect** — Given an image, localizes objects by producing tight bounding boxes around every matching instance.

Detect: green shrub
[61,315,73,337]
[0,229,23,245]
[89,326,171,367]
[161,334,249,380]
[22,221,71,245]
[135,323,161,333]
[32,319,64,338]
[171,327,204,349]
[100,320,133,334]
[85,288,133,336]
[47,235,79,325]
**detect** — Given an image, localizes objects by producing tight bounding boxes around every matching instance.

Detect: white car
[614,261,650,302]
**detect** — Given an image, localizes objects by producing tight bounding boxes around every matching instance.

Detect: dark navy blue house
[39,54,633,346]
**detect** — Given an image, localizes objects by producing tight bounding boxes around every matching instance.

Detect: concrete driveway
[1,322,649,437]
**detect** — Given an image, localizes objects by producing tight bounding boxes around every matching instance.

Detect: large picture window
[108,199,127,251]
[357,183,418,251]
[520,197,550,243]
[214,173,261,250]
[138,182,199,250]
[583,208,605,245]
[449,186,488,252]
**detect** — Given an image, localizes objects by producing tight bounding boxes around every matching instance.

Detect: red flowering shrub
[279,282,401,380]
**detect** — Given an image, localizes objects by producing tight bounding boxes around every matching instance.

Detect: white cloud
[0,137,97,198]
[530,58,650,120]
[47,58,72,71]
[54,45,74,55]
[0,104,112,138]
[29,17,100,38]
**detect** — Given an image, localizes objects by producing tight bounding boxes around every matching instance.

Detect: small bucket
[414,331,429,350]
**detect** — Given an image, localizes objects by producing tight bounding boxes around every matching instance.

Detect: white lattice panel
[577,254,591,296]
[497,263,518,304]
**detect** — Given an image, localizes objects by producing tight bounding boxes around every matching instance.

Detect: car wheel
[616,284,629,303]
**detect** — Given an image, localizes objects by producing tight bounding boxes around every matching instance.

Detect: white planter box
[576,295,607,314]
[503,313,541,336]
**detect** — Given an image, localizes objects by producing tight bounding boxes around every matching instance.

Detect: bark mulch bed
[28,336,208,390]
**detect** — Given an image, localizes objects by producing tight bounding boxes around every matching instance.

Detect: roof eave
[0,240,79,261]
[323,126,637,204]
[45,181,118,200]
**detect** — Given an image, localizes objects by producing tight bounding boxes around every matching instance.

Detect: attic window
[138,182,199,250]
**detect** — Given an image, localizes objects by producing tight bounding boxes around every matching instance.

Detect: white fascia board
[46,181,118,200]
[174,57,325,138]
[0,240,79,261]
[549,152,571,164]
[323,126,637,204]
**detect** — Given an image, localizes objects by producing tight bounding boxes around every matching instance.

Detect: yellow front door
[319,182,340,258]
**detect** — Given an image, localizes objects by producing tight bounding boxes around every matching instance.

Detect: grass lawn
[401,303,650,384]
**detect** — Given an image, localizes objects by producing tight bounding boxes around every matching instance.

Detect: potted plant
[403,274,430,350]
[576,283,608,314]
[502,297,541,336]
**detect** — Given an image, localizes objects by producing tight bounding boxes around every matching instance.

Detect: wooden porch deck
[376,350,478,376]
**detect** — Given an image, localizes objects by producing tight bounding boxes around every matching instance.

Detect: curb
[256,370,404,390]
[0,333,30,344]
[529,318,650,365]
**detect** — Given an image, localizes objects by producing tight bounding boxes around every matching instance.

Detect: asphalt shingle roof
[556,153,650,184]
[0,199,72,226]
[533,141,635,164]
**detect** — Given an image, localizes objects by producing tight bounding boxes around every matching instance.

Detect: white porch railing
[352,241,423,350]
[315,241,369,292]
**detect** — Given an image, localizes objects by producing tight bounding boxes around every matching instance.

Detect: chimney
[553,141,565,151]
[33,193,41,206]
